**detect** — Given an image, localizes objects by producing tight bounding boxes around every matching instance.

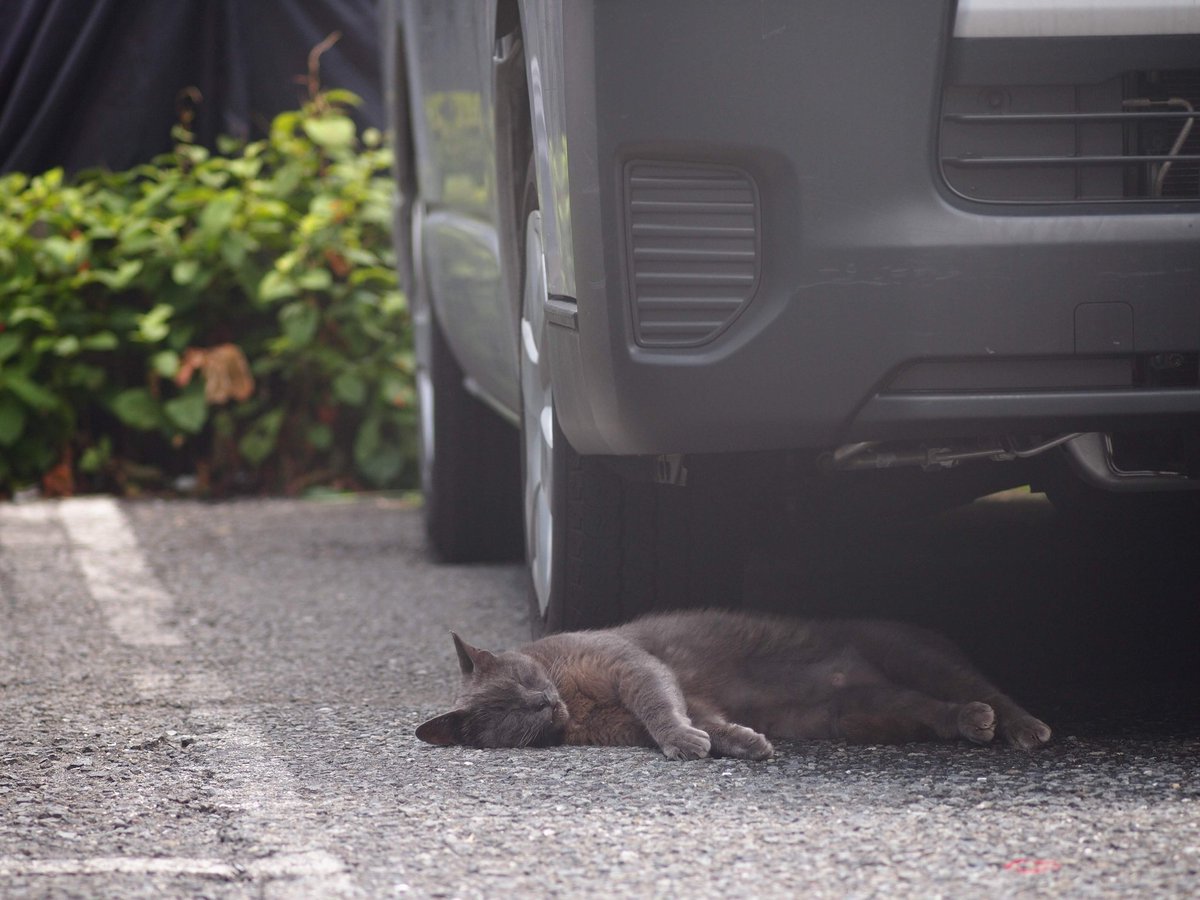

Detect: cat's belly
[559,688,653,748]
[562,696,652,747]
[744,705,836,741]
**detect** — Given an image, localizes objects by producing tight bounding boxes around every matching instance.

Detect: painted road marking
[0,857,240,878]
[57,497,184,647]
[0,851,347,880]
[0,498,360,898]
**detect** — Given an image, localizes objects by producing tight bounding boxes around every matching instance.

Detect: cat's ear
[451,632,497,677]
[415,709,469,746]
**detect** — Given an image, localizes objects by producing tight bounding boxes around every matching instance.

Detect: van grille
[940,69,1200,203]
[623,161,760,347]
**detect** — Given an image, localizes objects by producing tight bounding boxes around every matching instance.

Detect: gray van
[382,1,1200,632]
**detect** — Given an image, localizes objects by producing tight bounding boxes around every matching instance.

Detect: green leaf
[53,335,80,357]
[0,394,26,446]
[239,408,285,466]
[136,304,173,343]
[259,269,297,303]
[380,290,407,315]
[379,371,412,407]
[268,163,304,198]
[306,423,333,451]
[110,388,163,431]
[91,259,143,290]
[332,372,367,407]
[321,89,364,108]
[151,350,181,378]
[67,363,106,391]
[172,259,201,285]
[3,373,59,411]
[303,115,356,151]
[296,268,333,291]
[0,332,22,363]
[164,386,208,434]
[245,198,290,222]
[41,236,79,266]
[176,144,209,165]
[137,181,177,213]
[220,233,251,269]
[349,266,399,287]
[197,168,231,190]
[38,167,64,190]
[10,307,56,329]
[79,436,112,474]
[354,412,403,486]
[228,157,262,180]
[198,190,240,238]
[270,110,302,141]
[279,301,319,348]
[81,331,119,351]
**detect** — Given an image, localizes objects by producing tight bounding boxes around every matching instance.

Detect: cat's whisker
[518,716,548,748]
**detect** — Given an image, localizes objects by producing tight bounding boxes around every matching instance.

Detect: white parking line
[185,710,361,897]
[0,498,360,898]
[57,497,184,647]
[0,851,349,882]
[0,857,239,878]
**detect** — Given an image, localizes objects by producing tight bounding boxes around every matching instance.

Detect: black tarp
[0,0,383,175]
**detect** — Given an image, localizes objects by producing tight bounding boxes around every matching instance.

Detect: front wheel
[518,210,746,635]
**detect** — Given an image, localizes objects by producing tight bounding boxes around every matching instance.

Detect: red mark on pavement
[1004,858,1062,874]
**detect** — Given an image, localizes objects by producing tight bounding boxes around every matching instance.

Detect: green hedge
[0,89,414,496]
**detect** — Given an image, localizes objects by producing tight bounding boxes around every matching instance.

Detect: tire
[518,204,746,635]
[414,240,522,563]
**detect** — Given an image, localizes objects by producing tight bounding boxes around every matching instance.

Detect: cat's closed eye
[525,689,557,709]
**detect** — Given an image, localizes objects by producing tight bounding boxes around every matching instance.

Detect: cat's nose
[539,691,557,709]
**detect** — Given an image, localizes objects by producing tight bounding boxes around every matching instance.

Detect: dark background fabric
[0,0,383,175]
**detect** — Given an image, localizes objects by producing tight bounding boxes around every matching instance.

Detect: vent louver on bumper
[624,161,760,347]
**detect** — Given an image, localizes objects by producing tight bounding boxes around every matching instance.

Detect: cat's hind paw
[1000,715,1052,750]
[957,701,996,744]
[708,723,775,761]
[659,724,711,761]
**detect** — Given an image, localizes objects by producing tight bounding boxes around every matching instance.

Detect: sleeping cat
[416,610,1051,760]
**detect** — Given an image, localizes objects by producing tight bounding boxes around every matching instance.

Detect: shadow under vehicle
[382,0,1200,633]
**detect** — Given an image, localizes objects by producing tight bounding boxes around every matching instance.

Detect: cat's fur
[416,610,1051,759]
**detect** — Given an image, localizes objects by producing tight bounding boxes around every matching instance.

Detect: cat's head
[416,633,569,749]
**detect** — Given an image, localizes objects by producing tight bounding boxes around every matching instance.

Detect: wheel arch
[492,0,536,329]
[381,0,418,303]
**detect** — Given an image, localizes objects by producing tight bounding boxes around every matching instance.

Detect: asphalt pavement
[1,493,1197,898]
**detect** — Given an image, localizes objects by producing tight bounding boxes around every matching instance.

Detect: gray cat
[416,610,1051,759]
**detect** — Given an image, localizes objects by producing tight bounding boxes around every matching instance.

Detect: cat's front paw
[957,701,996,744]
[659,724,711,761]
[1000,714,1052,750]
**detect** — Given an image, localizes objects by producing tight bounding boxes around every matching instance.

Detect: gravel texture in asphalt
[1,495,1197,898]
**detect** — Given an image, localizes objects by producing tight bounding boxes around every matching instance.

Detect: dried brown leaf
[174,344,255,404]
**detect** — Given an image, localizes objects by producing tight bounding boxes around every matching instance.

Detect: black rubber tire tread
[539,421,746,634]
[551,442,627,633]
[423,307,523,563]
